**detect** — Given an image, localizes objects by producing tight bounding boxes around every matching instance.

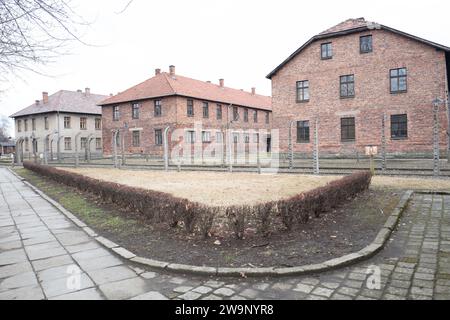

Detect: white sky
[1,0,450,136]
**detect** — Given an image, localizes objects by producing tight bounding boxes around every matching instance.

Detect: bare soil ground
[59,168,341,206]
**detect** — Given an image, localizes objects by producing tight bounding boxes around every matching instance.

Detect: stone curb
[10,168,415,278]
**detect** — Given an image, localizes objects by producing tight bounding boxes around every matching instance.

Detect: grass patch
[14,168,144,238]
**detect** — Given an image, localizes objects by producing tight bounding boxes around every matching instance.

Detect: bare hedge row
[23,162,372,239]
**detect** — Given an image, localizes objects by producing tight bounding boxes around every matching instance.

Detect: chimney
[251,87,256,95]
[35,100,40,106]
[169,65,176,76]
[219,79,224,87]
[206,81,211,83]
[77,89,82,93]
[155,68,161,76]
[85,88,90,96]
[110,93,113,97]
[42,92,49,104]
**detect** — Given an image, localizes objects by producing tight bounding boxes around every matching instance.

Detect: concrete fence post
[163,126,170,171]
[74,133,81,168]
[288,121,294,170]
[313,118,320,175]
[433,103,440,176]
[381,114,387,173]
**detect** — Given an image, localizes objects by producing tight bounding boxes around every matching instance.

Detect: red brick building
[99,66,272,158]
[267,18,450,158]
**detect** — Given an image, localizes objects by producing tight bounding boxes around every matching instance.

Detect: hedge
[23,162,372,239]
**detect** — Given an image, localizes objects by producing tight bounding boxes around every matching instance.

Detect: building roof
[99,72,272,111]
[10,90,108,118]
[0,141,15,147]
[267,18,450,79]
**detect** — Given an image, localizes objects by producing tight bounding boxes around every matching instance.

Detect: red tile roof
[10,90,107,118]
[99,72,272,111]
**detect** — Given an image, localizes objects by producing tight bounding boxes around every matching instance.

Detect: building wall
[102,96,272,156]
[271,28,449,157]
[15,112,103,159]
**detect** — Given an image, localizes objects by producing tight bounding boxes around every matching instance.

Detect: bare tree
[0,115,11,142]
[0,0,91,81]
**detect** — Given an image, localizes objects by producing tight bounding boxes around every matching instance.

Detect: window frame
[32,118,36,131]
[243,108,249,122]
[202,102,209,119]
[390,68,408,94]
[154,100,162,117]
[64,116,71,129]
[154,129,163,146]
[113,106,120,121]
[95,138,102,150]
[80,117,87,130]
[44,117,49,130]
[296,80,310,103]
[131,103,140,119]
[265,112,270,124]
[297,120,310,143]
[17,120,22,132]
[340,117,356,142]
[132,130,140,147]
[360,35,373,54]
[202,131,211,143]
[321,42,333,60]
[64,137,72,150]
[95,118,102,130]
[80,137,87,150]
[216,104,222,120]
[340,74,355,98]
[24,119,28,132]
[253,110,258,123]
[390,114,408,140]
[187,99,194,117]
[186,130,195,144]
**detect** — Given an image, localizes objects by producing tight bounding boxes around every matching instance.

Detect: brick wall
[271,28,449,157]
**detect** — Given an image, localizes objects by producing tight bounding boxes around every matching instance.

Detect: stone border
[9,168,414,277]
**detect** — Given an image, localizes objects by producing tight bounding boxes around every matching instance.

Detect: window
[360,35,373,53]
[233,133,239,143]
[321,42,332,59]
[44,117,49,130]
[341,117,356,141]
[265,112,270,124]
[32,118,36,131]
[253,133,259,143]
[25,138,29,151]
[113,106,120,121]
[254,110,258,123]
[80,117,87,130]
[155,129,163,146]
[244,133,250,144]
[64,137,72,150]
[390,68,407,93]
[17,120,22,132]
[24,119,28,132]
[340,75,355,98]
[208,105,218,121]
[296,80,310,102]
[187,99,194,117]
[132,131,140,147]
[96,138,102,150]
[64,117,71,129]
[216,131,223,143]
[132,103,140,119]
[203,102,209,118]
[154,100,162,117]
[186,130,195,143]
[233,107,239,121]
[81,137,87,150]
[95,118,102,130]
[391,114,408,139]
[115,132,121,147]
[297,121,310,143]
[202,131,211,143]
[244,108,249,122]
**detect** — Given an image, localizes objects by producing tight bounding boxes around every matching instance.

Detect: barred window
[296,81,309,102]
[391,114,408,139]
[297,121,310,143]
[132,131,140,147]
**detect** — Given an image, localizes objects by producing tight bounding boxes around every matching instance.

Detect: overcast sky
[1,0,450,136]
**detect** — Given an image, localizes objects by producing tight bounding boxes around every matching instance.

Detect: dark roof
[99,72,272,111]
[267,18,450,79]
[0,142,15,147]
[10,90,108,118]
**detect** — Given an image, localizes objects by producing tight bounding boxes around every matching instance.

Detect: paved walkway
[1,167,450,300]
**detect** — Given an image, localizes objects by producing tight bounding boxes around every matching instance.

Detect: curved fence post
[163,126,170,171]
[74,132,81,168]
